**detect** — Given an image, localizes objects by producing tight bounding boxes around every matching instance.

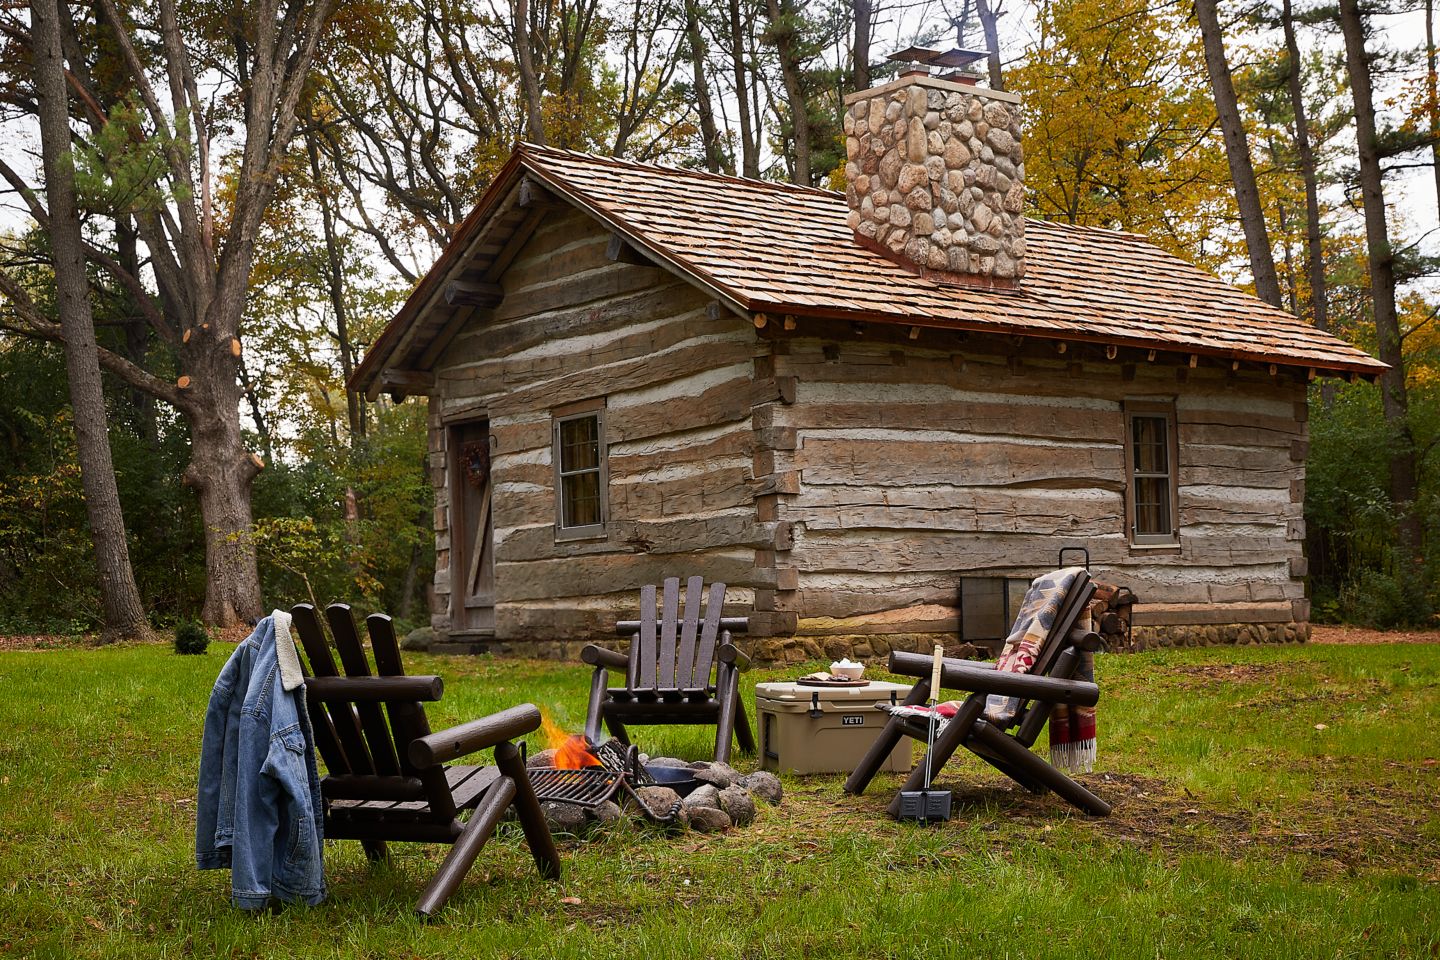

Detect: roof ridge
[517,141,842,199]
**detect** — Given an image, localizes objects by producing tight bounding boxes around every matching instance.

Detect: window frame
[552,400,609,542]
[1123,398,1180,548]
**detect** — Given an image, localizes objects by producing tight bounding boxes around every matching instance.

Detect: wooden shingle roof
[352,142,1384,394]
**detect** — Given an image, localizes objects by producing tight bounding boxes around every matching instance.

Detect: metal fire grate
[527,766,624,808]
[526,740,679,824]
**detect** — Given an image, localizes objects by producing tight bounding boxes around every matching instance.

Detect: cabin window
[553,403,608,539]
[1124,400,1179,546]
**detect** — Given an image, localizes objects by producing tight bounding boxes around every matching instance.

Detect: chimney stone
[844,74,1025,286]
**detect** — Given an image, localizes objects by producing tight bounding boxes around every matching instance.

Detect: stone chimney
[843,56,1026,287]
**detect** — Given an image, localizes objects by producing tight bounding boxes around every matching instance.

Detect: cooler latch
[809,692,823,718]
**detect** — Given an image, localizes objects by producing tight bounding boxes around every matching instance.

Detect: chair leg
[844,678,930,796]
[968,720,1111,816]
[714,666,740,765]
[414,775,516,918]
[885,695,984,818]
[495,740,561,881]
[360,840,389,863]
[584,667,608,743]
[966,741,1048,794]
[603,712,630,744]
[733,684,756,755]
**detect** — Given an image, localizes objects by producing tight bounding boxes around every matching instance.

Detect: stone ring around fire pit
[525,737,782,835]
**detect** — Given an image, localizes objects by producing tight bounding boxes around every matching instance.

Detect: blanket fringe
[1050,739,1096,774]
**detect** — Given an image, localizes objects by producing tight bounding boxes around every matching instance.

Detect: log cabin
[350,66,1385,661]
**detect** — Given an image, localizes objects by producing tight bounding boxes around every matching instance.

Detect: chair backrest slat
[365,613,454,820]
[292,604,371,776]
[633,584,657,691]
[656,578,680,688]
[693,581,726,689]
[675,575,704,688]
[326,604,402,776]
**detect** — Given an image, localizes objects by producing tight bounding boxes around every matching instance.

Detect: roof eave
[348,149,529,396]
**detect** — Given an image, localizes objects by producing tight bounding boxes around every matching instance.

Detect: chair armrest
[408,703,542,768]
[306,675,444,703]
[581,644,630,671]
[888,651,1099,706]
[717,642,751,672]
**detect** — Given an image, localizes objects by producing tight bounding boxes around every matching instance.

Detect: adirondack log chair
[581,576,755,764]
[844,571,1112,817]
[290,603,560,918]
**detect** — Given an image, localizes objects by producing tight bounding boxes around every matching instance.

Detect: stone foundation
[1117,620,1310,653]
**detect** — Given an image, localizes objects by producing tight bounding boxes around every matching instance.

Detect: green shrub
[1337,566,1433,629]
[173,621,210,655]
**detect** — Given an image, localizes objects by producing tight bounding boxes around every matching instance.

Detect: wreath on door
[461,440,490,487]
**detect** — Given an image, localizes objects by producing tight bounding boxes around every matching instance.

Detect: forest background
[0,0,1435,640]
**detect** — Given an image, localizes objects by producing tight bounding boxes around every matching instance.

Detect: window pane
[563,471,601,527]
[1132,416,1168,473]
[1135,477,1171,536]
[560,416,599,472]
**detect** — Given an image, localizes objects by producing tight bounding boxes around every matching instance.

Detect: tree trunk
[182,359,264,627]
[513,0,546,144]
[975,0,1005,91]
[852,0,871,91]
[1194,0,1282,307]
[1338,0,1422,558]
[306,131,364,443]
[1428,0,1440,224]
[1281,0,1327,335]
[728,0,760,178]
[31,0,152,643]
[765,0,811,185]
[684,0,724,173]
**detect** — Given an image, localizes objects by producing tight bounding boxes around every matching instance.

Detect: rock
[867,98,887,138]
[718,785,756,827]
[400,627,434,651]
[738,771,783,805]
[693,762,741,789]
[589,800,623,827]
[684,805,732,833]
[541,801,589,835]
[897,162,928,195]
[635,785,681,819]
[526,748,558,769]
[681,783,721,811]
[905,122,928,162]
[646,757,688,770]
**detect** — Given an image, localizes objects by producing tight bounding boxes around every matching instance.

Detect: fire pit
[526,735,686,825]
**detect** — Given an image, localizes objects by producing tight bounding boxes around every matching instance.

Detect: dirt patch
[0,634,93,652]
[1166,662,1306,689]
[1311,625,1440,645]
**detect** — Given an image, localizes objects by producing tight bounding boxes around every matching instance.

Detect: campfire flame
[540,710,601,770]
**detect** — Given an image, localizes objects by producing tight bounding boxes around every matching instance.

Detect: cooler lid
[754,680,913,702]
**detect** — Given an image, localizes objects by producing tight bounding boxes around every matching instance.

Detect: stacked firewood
[1087,580,1139,650]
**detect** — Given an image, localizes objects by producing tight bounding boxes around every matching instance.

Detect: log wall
[749,327,1309,661]
[428,208,769,647]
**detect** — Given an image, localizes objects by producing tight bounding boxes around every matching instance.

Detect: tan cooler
[755,680,915,775]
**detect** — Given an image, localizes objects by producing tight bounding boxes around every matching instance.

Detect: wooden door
[450,420,495,633]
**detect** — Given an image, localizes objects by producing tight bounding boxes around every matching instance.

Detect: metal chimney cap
[886,46,990,70]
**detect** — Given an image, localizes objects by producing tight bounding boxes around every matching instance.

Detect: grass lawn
[1,640,1437,959]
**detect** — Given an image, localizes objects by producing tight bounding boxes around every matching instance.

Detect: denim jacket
[196,611,326,908]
